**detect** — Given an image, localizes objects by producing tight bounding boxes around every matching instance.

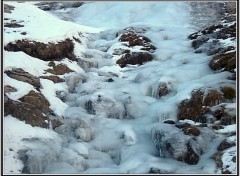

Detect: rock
[178,89,225,122]
[157,82,170,98]
[217,139,235,151]
[19,90,50,114]
[51,119,63,129]
[112,48,130,55]
[209,51,236,72]
[182,126,200,136]
[177,90,207,122]
[213,151,223,167]
[220,86,236,99]
[4,22,24,28]
[152,124,201,165]
[45,64,73,75]
[4,90,51,128]
[116,52,153,68]
[4,85,17,93]
[4,39,77,61]
[40,75,64,83]
[119,32,156,52]
[203,89,224,107]
[163,119,175,125]
[5,68,41,90]
[209,106,224,119]
[106,78,114,82]
[178,142,199,165]
[148,167,171,174]
[4,4,15,13]
[211,124,224,130]
[175,122,191,129]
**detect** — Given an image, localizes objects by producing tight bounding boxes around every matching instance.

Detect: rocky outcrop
[4,39,77,61]
[45,64,74,75]
[5,68,41,90]
[39,75,65,83]
[116,52,153,68]
[4,90,51,128]
[4,85,17,93]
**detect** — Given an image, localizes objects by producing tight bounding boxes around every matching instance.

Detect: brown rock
[209,51,236,72]
[45,64,73,75]
[158,83,169,97]
[4,39,77,61]
[5,68,41,90]
[4,90,52,128]
[51,119,62,129]
[116,52,153,68]
[213,151,223,168]
[203,90,224,107]
[4,99,49,128]
[221,86,236,99]
[182,126,200,136]
[4,85,17,93]
[40,75,64,83]
[177,90,207,122]
[19,90,50,114]
[217,139,235,151]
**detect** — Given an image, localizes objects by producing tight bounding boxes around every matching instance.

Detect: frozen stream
[42,2,229,174]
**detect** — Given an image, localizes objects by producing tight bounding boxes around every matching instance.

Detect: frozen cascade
[4,1,235,174]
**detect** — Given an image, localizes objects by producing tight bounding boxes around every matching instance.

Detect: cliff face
[3,2,237,174]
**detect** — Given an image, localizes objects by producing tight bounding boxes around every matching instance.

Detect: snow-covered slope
[3,1,237,174]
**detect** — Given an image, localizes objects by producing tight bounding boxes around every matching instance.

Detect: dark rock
[148,167,170,174]
[182,126,200,136]
[217,139,235,151]
[220,115,233,126]
[221,86,236,99]
[191,37,209,49]
[175,122,191,129]
[5,68,41,90]
[178,142,199,165]
[211,124,224,130]
[112,48,130,55]
[21,32,27,35]
[4,4,15,13]
[4,39,77,61]
[4,23,24,28]
[4,85,17,93]
[163,119,175,125]
[45,64,73,75]
[48,61,55,67]
[116,52,153,68]
[158,82,170,97]
[39,75,64,83]
[209,51,236,72]
[106,78,114,82]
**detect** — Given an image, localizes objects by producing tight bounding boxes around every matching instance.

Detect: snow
[3,1,236,175]
[4,51,50,76]
[215,124,236,134]
[4,2,101,44]
[40,79,68,116]
[4,74,35,100]
[3,115,62,174]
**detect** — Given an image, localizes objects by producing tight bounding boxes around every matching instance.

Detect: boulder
[217,139,235,151]
[4,4,15,13]
[4,85,17,93]
[116,52,153,68]
[181,126,200,136]
[5,68,41,90]
[209,51,236,72]
[4,39,77,61]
